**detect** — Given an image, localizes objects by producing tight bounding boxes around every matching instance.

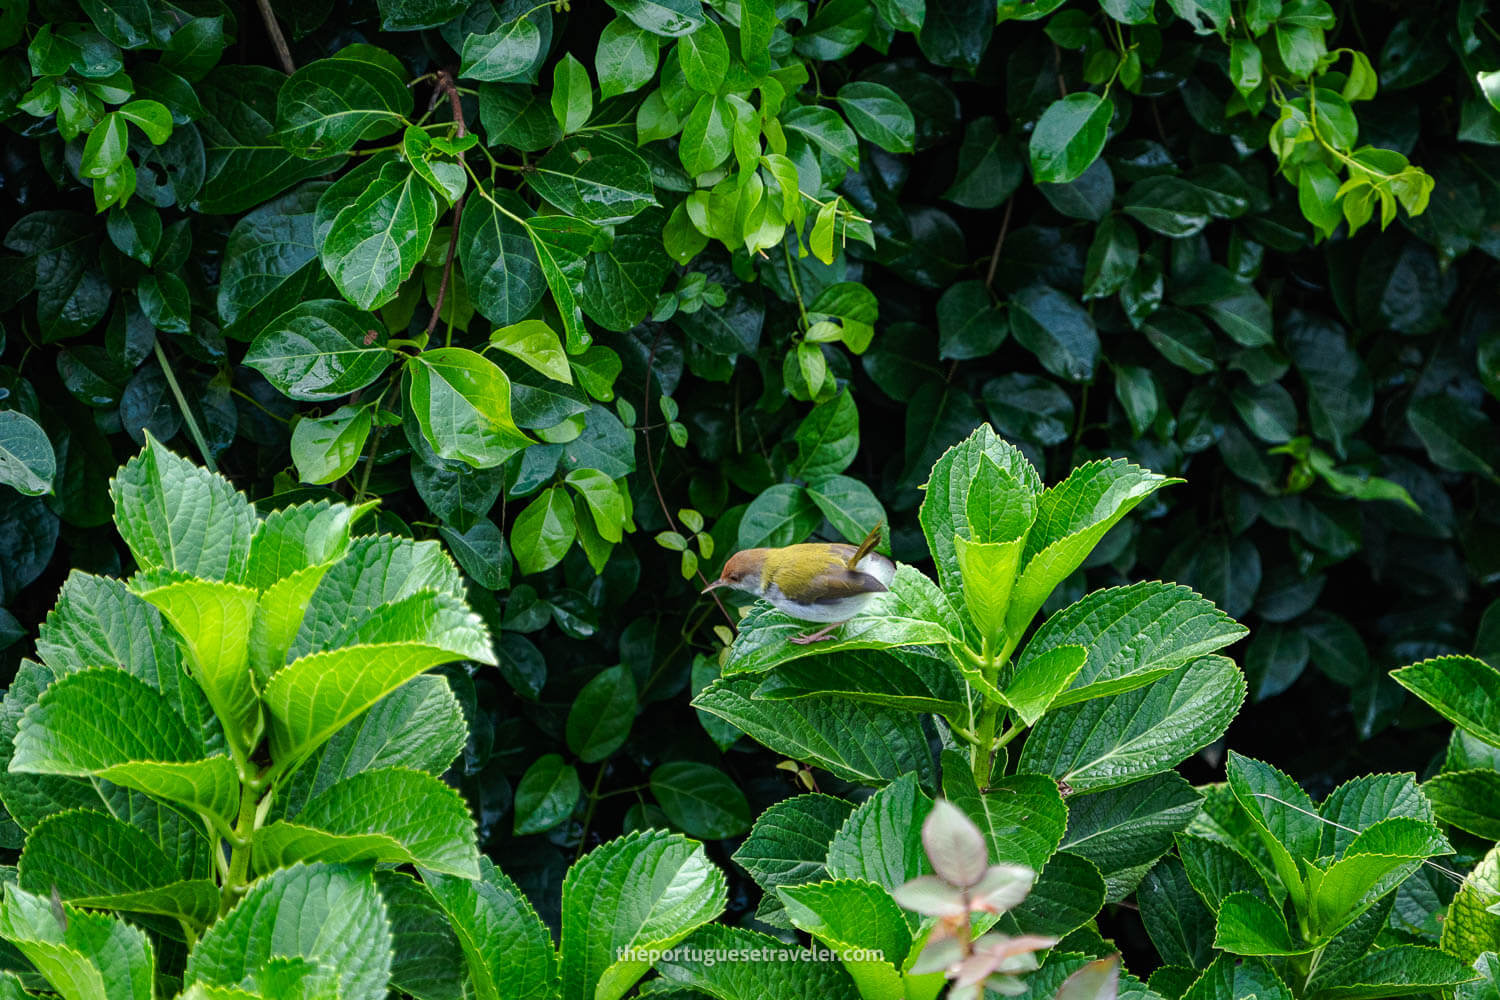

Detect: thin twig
[255,0,295,74]
[575,764,607,862]
[783,241,811,331]
[354,417,384,502]
[425,71,468,342]
[641,328,734,628]
[353,385,392,502]
[427,200,464,342]
[437,69,466,137]
[984,198,1015,291]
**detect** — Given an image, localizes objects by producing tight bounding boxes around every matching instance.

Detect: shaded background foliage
[1,0,1498,974]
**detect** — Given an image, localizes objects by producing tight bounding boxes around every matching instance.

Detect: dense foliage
[1,0,1500,996]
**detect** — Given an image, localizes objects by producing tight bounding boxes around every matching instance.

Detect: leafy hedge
[2,0,1500,992]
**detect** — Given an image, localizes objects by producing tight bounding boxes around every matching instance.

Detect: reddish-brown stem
[435,69,465,136]
[425,71,468,339]
[425,196,464,338]
[984,198,1015,291]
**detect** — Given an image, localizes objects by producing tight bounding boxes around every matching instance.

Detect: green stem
[969,638,1004,788]
[575,764,607,862]
[782,240,811,332]
[971,701,1003,788]
[353,384,392,501]
[969,635,1023,788]
[1272,81,1398,184]
[946,719,980,744]
[153,340,217,474]
[1072,382,1091,446]
[463,161,532,226]
[228,386,289,424]
[222,773,263,914]
[596,782,650,800]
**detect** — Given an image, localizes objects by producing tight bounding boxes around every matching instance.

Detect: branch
[255,0,295,75]
[425,71,468,341]
[984,198,1015,291]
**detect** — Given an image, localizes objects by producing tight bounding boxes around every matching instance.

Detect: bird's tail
[847,521,884,570]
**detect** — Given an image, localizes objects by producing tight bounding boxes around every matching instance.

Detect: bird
[702,523,895,644]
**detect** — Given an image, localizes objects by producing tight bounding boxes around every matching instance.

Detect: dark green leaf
[1009,284,1100,382]
[836,82,915,154]
[651,761,750,838]
[937,281,1007,360]
[513,752,580,834]
[461,9,543,81]
[944,118,1024,209]
[1030,93,1113,184]
[322,161,438,311]
[567,665,636,762]
[244,300,393,401]
[276,45,410,158]
[1408,394,1500,479]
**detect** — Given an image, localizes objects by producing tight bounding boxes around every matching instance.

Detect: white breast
[761,553,896,624]
[763,585,883,623]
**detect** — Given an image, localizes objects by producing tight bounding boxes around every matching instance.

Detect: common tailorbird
[702,523,894,644]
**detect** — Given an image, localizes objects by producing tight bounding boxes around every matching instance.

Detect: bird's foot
[789,622,845,645]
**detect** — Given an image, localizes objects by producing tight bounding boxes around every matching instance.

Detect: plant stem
[972,700,1003,789]
[427,71,468,346]
[782,240,811,332]
[983,198,1014,291]
[222,773,263,914]
[1072,381,1091,445]
[575,764,607,862]
[179,920,198,949]
[353,385,391,502]
[957,897,974,957]
[430,198,465,347]
[228,386,290,424]
[969,635,1021,788]
[153,340,217,474]
[254,0,295,74]
[969,640,1006,788]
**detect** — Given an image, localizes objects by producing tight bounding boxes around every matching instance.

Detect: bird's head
[702,549,768,596]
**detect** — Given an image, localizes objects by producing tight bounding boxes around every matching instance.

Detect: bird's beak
[701,579,726,594]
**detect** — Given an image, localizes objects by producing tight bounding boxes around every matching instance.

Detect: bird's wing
[808,568,889,604]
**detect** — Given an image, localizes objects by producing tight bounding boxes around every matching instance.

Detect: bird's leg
[789,620,847,645]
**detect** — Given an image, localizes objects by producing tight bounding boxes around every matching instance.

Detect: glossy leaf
[276,45,410,157]
[408,347,533,469]
[1018,655,1246,792]
[245,300,393,402]
[1031,93,1113,184]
